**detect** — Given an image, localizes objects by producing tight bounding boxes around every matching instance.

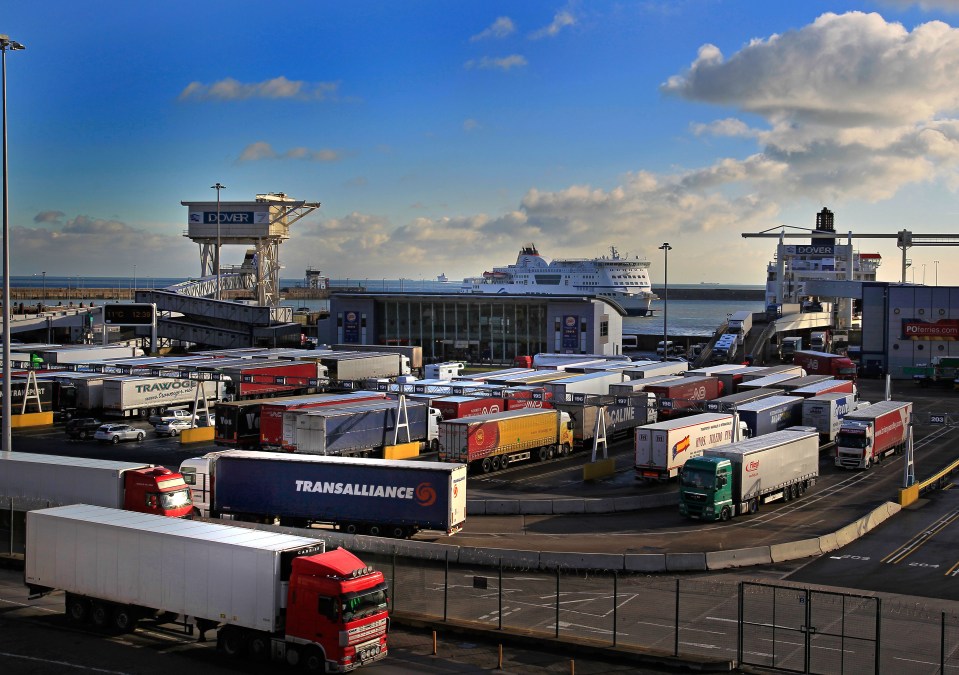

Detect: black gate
[739,582,880,674]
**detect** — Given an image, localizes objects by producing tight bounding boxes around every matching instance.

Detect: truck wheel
[391,526,407,538]
[303,647,326,672]
[91,602,111,629]
[248,634,269,661]
[66,594,88,623]
[218,626,245,657]
[546,445,556,460]
[562,443,572,456]
[430,438,439,453]
[719,507,731,522]
[537,447,549,462]
[491,456,501,471]
[368,525,382,537]
[343,523,359,535]
[481,457,492,473]
[500,455,510,468]
[112,606,137,633]
[749,499,759,514]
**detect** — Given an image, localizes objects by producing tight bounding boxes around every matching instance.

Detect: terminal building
[861,283,959,379]
[319,292,626,363]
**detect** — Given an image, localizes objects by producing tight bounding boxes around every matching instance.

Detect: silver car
[93,423,145,444]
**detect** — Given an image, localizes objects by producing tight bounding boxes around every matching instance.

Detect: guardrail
[898,455,959,506]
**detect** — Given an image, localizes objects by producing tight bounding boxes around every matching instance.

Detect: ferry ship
[460,244,656,316]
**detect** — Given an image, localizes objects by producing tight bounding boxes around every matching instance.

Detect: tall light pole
[1,35,24,453]
[133,264,137,297]
[41,270,45,301]
[934,260,939,286]
[658,242,672,362]
[211,182,225,300]
[922,263,926,286]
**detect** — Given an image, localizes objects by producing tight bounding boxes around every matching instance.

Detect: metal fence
[374,552,959,674]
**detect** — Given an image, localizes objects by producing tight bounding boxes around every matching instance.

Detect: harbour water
[11,276,765,338]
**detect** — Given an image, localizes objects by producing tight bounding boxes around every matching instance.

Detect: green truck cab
[677,456,735,521]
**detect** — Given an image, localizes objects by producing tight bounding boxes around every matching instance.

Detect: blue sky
[5,1,959,286]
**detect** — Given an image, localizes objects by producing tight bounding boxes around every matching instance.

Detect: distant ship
[460,244,656,316]
[436,273,450,283]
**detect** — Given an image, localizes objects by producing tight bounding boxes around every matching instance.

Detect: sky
[5,1,959,286]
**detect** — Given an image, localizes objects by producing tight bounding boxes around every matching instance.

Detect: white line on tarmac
[0,651,130,674]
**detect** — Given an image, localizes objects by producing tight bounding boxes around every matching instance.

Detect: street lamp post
[41,270,45,301]
[1,35,25,453]
[133,264,137,297]
[922,263,926,286]
[935,260,939,286]
[658,242,672,362]
[211,182,225,300]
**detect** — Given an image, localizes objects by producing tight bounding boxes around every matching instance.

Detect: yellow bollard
[432,630,437,656]
[570,658,575,674]
[497,644,503,670]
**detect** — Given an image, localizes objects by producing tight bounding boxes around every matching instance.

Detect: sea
[11,276,765,337]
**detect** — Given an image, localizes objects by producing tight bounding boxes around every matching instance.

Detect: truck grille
[347,618,387,646]
[683,492,706,503]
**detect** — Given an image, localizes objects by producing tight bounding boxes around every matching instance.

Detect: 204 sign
[104,303,155,326]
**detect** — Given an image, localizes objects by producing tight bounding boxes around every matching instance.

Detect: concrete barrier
[551,500,587,514]
[483,500,521,515]
[665,552,707,572]
[458,546,540,569]
[625,554,667,573]
[833,521,861,548]
[818,532,840,553]
[465,499,486,515]
[519,500,555,515]
[770,538,823,563]
[705,546,772,570]
[899,485,920,507]
[383,442,420,460]
[539,551,625,571]
[180,426,214,443]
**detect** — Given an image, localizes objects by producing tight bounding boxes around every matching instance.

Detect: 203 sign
[930,414,947,425]
[104,303,155,326]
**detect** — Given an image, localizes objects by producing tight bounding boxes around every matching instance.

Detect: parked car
[148,408,210,427]
[93,423,145,444]
[155,418,195,437]
[65,417,102,440]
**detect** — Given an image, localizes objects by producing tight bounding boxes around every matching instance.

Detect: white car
[155,418,195,437]
[94,423,145,444]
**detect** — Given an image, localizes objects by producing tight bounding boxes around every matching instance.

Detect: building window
[600,321,608,337]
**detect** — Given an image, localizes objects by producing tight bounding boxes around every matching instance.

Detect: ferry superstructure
[460,244,656,316]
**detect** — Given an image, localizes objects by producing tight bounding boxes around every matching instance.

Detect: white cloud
[878,0,959,11]
[529,10,575,39]
[179,76,340,101]
[691,118,757,138]
[471,17,515,41]
[463,118,480,132]
[238,142,342,163]
[464,55,528,71]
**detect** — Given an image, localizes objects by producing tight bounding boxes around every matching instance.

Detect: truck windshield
[680,469,715,490]
[837,433,867,449]
[341,582,389,622]
[160,489,192,510]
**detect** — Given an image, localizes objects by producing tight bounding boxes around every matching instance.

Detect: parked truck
[319,352,410,382]
[779,336,803,362]
[734,395,805,438]
[809,330,831,352]
[555,394,658,450]
[25,505,389,671]
[727,311,754,340]
[286,399,443,456]
[678,428,820,521]
[432,395,505,420]
[101,376,223,419]
[711,334,739,364]
[705,388,779,414]
[0,452,192,554]
[643,376,724,416]
[788,378,856,399]
[635,413,746,481]
[792,350,858,381]
[438,408,575,473]
[903,356,959,387]
[180,450,467,537]
[802,392,859,443]
[258,392,388,449]
[835,400,912,469]
[545,371,626,400]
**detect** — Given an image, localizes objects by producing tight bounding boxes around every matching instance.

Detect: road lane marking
[881,508,959,565]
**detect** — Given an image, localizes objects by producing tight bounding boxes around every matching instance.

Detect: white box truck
[634,413,746,481]
[101,376,223,419]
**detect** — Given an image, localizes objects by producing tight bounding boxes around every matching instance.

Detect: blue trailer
[180,450,467,537]
[735,395,805,438]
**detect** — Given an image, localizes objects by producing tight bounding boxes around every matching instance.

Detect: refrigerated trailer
[678,428,820,521]
[181,450,467,537]
[25,505,389,671]
[634,413,745,481]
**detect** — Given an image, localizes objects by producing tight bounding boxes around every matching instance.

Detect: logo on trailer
[565,316,576,327]
[346,311,357,322]
[415,482,437,507]
[746,460,760,472]
[672,435,691,459]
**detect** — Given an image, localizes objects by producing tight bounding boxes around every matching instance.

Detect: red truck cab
[124,467,193,518]
[286,548,389,671]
